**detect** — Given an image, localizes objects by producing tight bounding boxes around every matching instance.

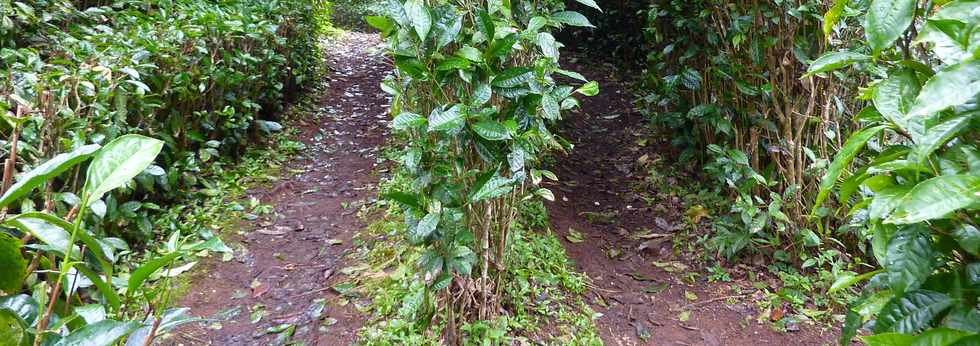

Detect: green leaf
[83,135,163,206]
[813,125,887,211]
[0,295,38,326]
[491,68,533,88]
[0,144,99,210]
[874,290,954,334]
[550,11,594,27]
[885,225,938,294]
[0,233,26,293]
[573,0,601,11]
[365,16,395,36]
[410,213,439,244]
[911,327,972,346]
[471,121,511,141]
[911,113,974,163]
[472,82,492,106]
[52,319,139,346]
[470,175,514,203]
[864,0,916,54]
[382,191,422,211]
[952,224,980,256]
[477,10,494,41]
[576,81,599,96]
[908,60,980,117]
[829,269,883,294]
[887,175,980,224]
[805,51,870,76]
[74,264,121,312]
[873,69,923,139]
[403,0,431,41]
[861,333,915,346]
[456,46,483,62]
[391,112,426,130]
[944,306,980,333]
[4,215,76,258]
[127,252,181,297]
[430,6,461,49]
[823,0,849,38]
[487,33,519,58]
[0,309,27,346]
[536,32,559,60]
[541,93,560,120]
[428,105,465,132]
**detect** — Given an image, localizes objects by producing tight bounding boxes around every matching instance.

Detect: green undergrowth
[637,157,856,331]
[346,170,601,345]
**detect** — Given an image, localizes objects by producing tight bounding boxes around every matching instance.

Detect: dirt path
[546,58,839,345]
[175,32,388,345]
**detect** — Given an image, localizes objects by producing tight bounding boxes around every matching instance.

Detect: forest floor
[173,32,839,345]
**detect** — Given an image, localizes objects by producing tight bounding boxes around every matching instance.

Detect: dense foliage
[372,0,597,341]
[0,0,321,344]
[810,0,980,344]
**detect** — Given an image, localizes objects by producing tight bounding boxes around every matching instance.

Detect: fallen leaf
[566,228,585,243]
[684,291,698,301]
[678,310,691,322]
[327,238,343,245]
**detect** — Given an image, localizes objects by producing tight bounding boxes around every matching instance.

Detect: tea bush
[0,0,322,344]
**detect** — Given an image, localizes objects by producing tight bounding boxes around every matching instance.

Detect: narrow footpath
[175,33,388,345]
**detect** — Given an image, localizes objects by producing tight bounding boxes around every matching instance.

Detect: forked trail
[176,33,837,345]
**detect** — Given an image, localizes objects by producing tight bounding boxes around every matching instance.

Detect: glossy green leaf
[576,81,599,96]
[829,269,883,294]
[0,309,27,346]
[0,144,99,210]
[864,0,916,54]
[0,233,26,293]
[392,112,426,130]
[550,11,594,28]
[873,69,923,139]
[52,319,139,346]
[861,333,915,346]
[910,327,973,346]
[952,224,980,256]
[536,32,559,59]
[430,6,461,49]
[491,68,533,88]
[911,113,974,163]
[887,175,980,224]
[0,295,38,326]
[823,0,849,38]
[410,212,439,244]
[908,60,980,117]
[573,0,601,12]
[83,135,163,206]
[541,93,560,120]
[456,46,483,62]
[813,125,887,211]
[127,252,181,297]
[477,10,494,41]
[4,215,76,258]
[470,176,514,203]
[874,290,954,334]
[471,121,511,141]
[487,33,519,58]
[805,51,870,76]
[885,225,937,294]
[403,0,431,41]
[365,16,395,36]
[427,105,465,132]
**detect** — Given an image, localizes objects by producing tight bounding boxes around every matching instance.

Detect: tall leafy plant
[0,135,201,345]
[371,0,597,341]
[811,0,979,344]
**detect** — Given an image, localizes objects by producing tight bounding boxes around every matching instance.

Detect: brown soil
[172,32,388,345]
[545,56,840,345]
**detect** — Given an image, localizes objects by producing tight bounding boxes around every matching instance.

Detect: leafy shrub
[0,0,320,344]
[1,0,319,242]
[372,0,598,340]
[810,0,980,343]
